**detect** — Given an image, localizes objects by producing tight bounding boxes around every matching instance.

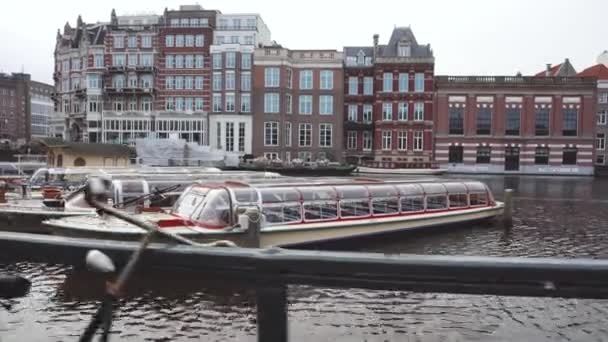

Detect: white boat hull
[356,167,447,175]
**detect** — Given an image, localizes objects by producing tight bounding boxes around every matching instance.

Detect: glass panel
[419,183,446,195]
[263,203,302,224]
[367,185,398,198]
[448,194,468,208]
[260,188,300,203]
[401,196,425,212]
[372,198,399,215]
[335,185,368,199]
[444,183,467,193]
[172,187,208,217]
[426,195,447,210]
[395,184,424,196]
[195,189,231,227]
[298,187,336,201]
[463,182,486,193]
[304,201,338,221]
[469,193,487,206]
[340,200,370,218]
[233,188,259,203]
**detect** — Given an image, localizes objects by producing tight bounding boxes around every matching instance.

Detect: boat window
[260,188,300,203]
[426,195,447,210]
[401,196,425,212]
[419,183,447,195]
[335,185,368,199]
[444,183,468,194]
[372,198,399,215]
[469,193,488,206]
[195,188,232,228]
[340,200,370,218]
[368,185,399,198]
[172,187,209,217]
[233,188,259,203]
[448,194,468,208]
[396,184,424,196]
[298,187,337,201]
[463,182,486,193]
[263,203,301,225]
[304,201,338,221]
[116,180,147,208]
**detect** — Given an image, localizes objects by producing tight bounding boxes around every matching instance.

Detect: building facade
[434,75,597,175]
[0,73,31,144]
[578,60,608,173]
[252,47,344,161]
[30,81,55,139]
[343,28,435,166]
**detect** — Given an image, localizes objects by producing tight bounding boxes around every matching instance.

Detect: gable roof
[534,59,577,77]
[577,63,608,80]
[381,27,432,58]
[37,138,131,156]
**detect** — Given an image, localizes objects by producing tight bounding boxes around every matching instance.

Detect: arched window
[74,157,86,166]
[56,154,63,167]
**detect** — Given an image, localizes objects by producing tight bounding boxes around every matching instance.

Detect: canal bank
[1,174,608,341]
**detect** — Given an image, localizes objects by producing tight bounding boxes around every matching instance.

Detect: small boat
[355,166,447,175]
[224,157,357,177]
[45,178,504,247]
[0,171,283,233]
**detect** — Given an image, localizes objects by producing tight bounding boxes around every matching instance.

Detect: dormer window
[357,50,365,65]
[398,44,411,57]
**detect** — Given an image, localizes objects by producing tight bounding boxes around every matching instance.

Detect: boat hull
[45,204,503,247]
[0,207,93,234]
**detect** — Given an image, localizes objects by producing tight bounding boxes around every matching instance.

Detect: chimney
[545,63,552,76]
[373,34,379,61]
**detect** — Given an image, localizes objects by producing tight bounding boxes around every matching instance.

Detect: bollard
[503,188,513,227]
[238,207,261,248]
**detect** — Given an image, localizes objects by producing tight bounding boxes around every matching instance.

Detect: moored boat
[45,178,504,247]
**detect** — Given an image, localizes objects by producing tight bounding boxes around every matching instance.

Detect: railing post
[256,284,287,342]
[503,188,513,227]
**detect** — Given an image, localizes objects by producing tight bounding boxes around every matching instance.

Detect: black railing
[2,231,608,341]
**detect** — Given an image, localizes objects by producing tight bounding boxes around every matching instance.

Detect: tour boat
[44,178,504,247]
[0,171,282,233]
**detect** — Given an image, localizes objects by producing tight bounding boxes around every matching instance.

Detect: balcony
[74,88,86,97]
[104,86,156,95]
[106,65,127,73]
[435,75,597,89]
[217,25,257,31]
[344,121,374,131]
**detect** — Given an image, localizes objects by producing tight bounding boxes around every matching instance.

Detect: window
[413,131,423,151]
[382,131,392,150]
[195,76,203,90]
[175,76,183,89]
[299,123,312,147]
[287,69,293,89]
[165,55,174,68]
[414,102,424,121]
[241,94,251,112]
[449,145,463,163]
[141,54,153,67]
[195,34,204,47]
[241,53,252,69]
[299,95,312,115]
[476,146,491,164]
[128,36,137,48]
[477,106,492,135]
[383,73,393,92]
[363,104,372,122]
[225,52,236,68]
[142,75,152,88]
[175,55,184,68]
[265,68,280,87]
[562,108,578,136]
[244,36,254,45]
[597,133,606,150]
[213,94,222,112]
[212,54,222,69]
[231,36,239,44]
[382,102,393,121]
[398,102,408,121]
[180,18,189,27]
[165,35,174,47]
[414,73,424,92]
[399,73,408,92]
[347,131,357,150]
[94,54,104,68]
[285,122,292,147]
[175,35,184,47]
[225,72,235,90]
[114,35,125,48]
[112,75,125,89]
[238,122,246,152]
[127,54,138,66]
[264,93,279,113]
[598,111,607,125]
[562,147,577,165]
[535,107,550,136]
[597,155,605,165]
[319,124,332,147]
[505,107,520,136]
[402,196,424,212]
[535,147,549,165]
[599,92,608,104]
[320,70,333,90]
[213,73,222,91]
[185,97,193,111]
[448,106,464,134]
[363,77,373,95]
[348,77,358,95]
[398,131,407,151]
[142,36,152,48]
[286,94,293,114]
[225,93,235,112]
[195,55,204,69]
[241,72,251,91]
[348,105,358,121]
[175,97,184,111]
[182,55,192,68]
[71,58,80,70]
[300,70,313,89]
[363,131,372,151]
[426,195,447,210]
[264,122,279,146]
[195,98,203,111]
[112,54,125,66]
[320,96,333,115]
[87,75,101,89]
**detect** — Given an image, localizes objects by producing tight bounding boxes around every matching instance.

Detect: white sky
[1,0,606,84]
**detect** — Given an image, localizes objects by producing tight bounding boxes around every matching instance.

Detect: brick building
[434,72,597,175]
[343,27,435,166]
[252,47,344,161]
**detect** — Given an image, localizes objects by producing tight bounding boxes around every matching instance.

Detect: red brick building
[434,73,597,175]
[343,27,435,166]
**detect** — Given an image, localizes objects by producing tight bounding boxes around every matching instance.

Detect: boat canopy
[171,179,496,229]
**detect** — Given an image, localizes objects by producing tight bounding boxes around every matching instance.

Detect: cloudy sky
[1,0,606,84]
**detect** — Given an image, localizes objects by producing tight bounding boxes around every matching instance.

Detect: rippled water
[2,175,608,341]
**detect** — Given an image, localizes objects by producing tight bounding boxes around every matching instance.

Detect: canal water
[1,175,608,341]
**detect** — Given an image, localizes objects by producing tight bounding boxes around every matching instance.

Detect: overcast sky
[1,0,606,84]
